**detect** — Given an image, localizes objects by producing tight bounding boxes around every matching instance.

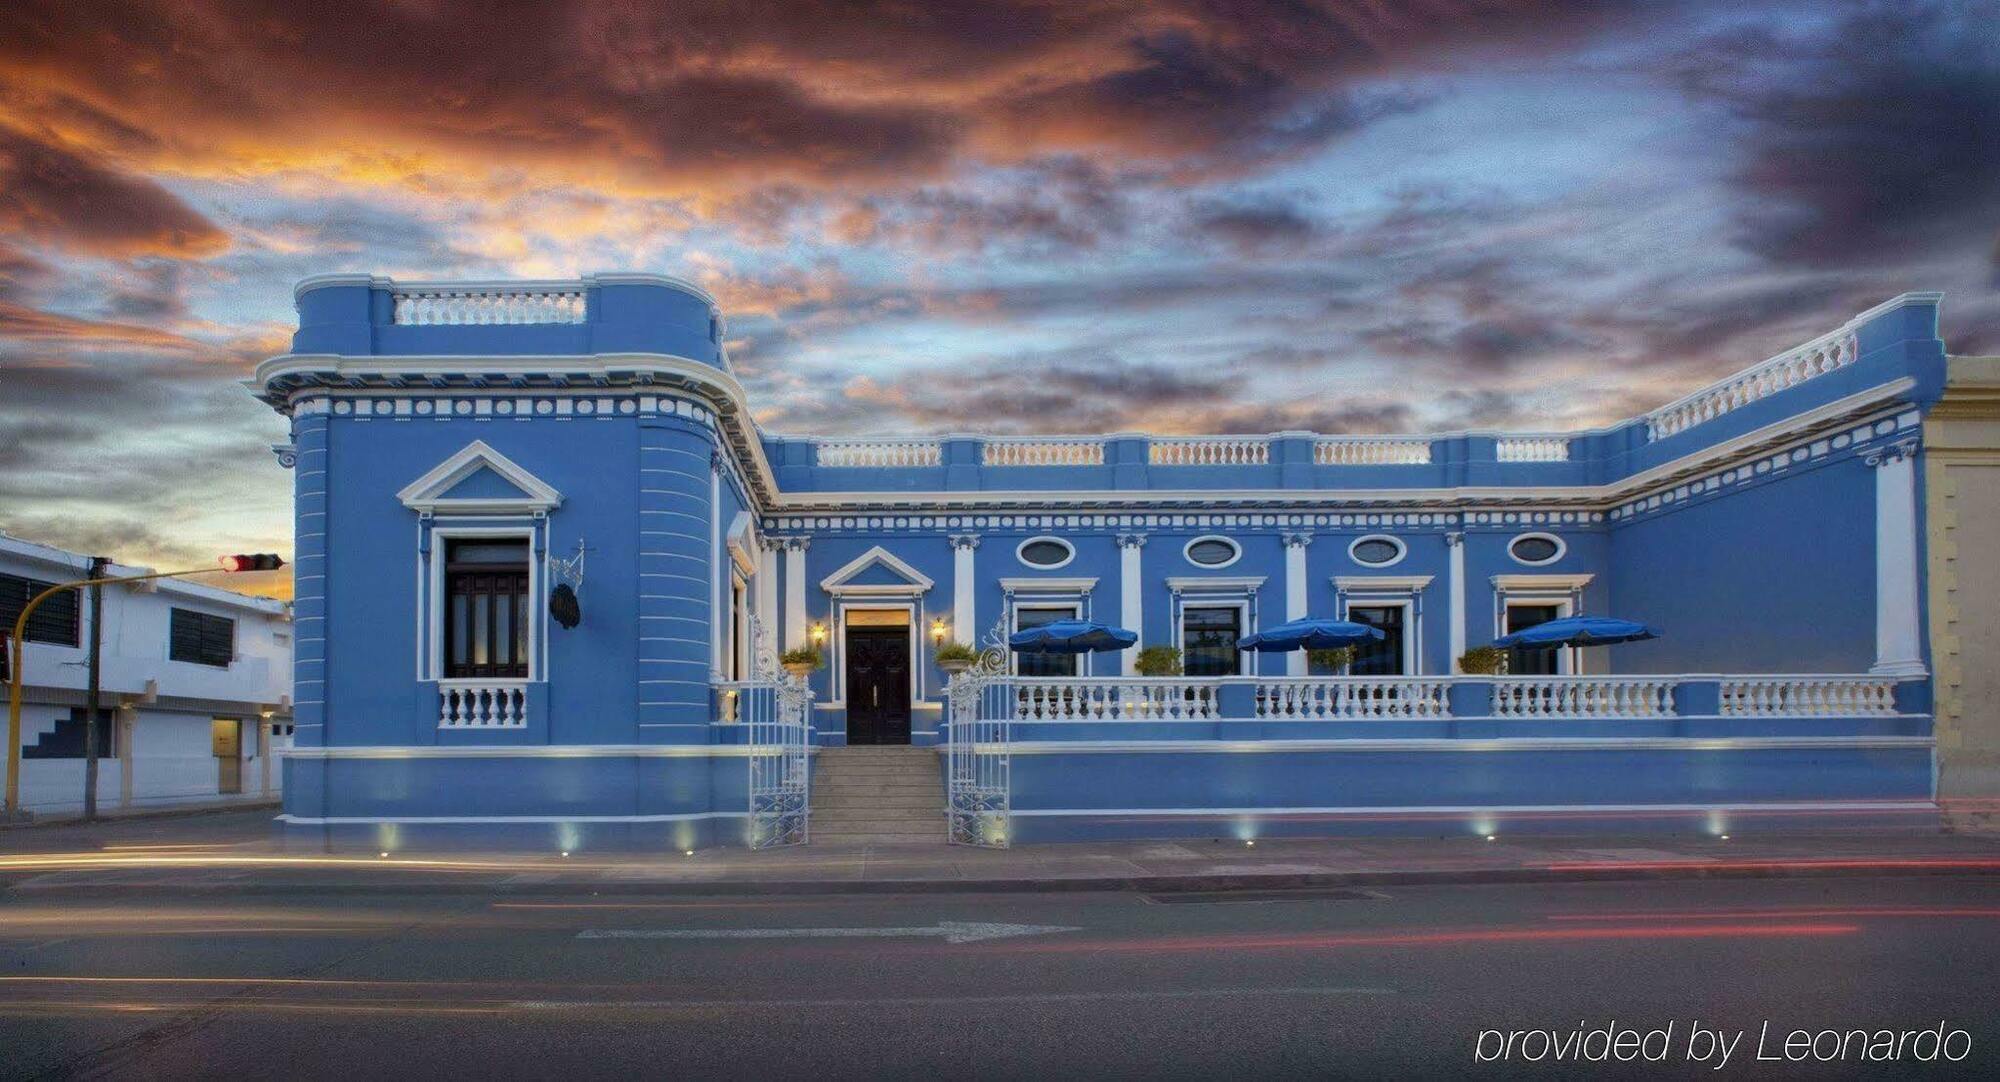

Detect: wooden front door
[845,627,911,745]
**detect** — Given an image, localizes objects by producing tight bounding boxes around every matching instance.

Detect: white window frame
[1506,531,1567,567]
[422,523,543,683]
[729,569,750,682]
[1347,534,1408,568]
[1175,599,1250,678]
[1009,600,1084,677]
[1182,535,1243,569]
[1500,595,1576,676]
[1337,597,1418,676]
[1015,536,1076,570]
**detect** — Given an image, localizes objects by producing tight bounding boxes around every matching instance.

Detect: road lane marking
[576,921,1079,944]
[508,986,1397,1010]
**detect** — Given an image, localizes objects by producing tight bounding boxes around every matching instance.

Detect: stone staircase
[810,746,945,845]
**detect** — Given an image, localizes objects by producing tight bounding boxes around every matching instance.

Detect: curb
[7,855,1999,897]
[0,799,281,830]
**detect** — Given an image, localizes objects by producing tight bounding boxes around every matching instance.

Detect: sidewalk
[3,810,1999,895]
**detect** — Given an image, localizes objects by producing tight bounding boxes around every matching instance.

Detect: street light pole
[5,555,283,819]
[83,555,107,821]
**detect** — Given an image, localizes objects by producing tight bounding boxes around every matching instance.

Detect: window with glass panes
[1013,606,1078,677]
[0,572,80,647]
[1181,606,1242,676]
[444,538,531,679]
[1504,603,1563,676]
[1347,604,1407,676]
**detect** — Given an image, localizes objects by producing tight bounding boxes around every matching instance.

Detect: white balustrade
[814,439,943,468]
[1150,438,1269,466]
[1720,677,1897,717]
[1255,679,1450,719]
[982,439,1105,466]
[1645,330,1859,441]
[438,680,529,728]
[1313,437,1432,465]
[1495,436,1571,462]
[1488,677,1675,719]
[392,288,587,326]
[1010,679,1219,720]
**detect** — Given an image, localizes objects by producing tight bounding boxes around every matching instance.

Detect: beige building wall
[1926,355,2000,831]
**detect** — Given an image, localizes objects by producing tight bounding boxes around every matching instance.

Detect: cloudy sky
[2,0,1996,595]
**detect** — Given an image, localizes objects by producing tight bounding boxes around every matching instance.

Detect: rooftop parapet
[290,272,727,368]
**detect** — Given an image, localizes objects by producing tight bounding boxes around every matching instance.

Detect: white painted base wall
[15,704,288,815]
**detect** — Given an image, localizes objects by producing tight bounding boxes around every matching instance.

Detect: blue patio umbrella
[1237,617,1385,652]
[1491,615,1661,649]
[1008,619,1139,654]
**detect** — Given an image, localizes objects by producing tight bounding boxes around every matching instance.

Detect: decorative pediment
[820,545,933,597]
[398,440,562,516]
[726,511,758,576]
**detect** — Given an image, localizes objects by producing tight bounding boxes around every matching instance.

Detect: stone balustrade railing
[438,680,529,728]
[1645,330,1859,441]
[1313,437,1433,465]
[1149,438,1270,466]
[1254,678,1450,719]
[814,439,943,468]
[982,438,1106,466]
[1011,679,1220,720]
[1494,436,1571,462]
[391,287,588,326]
[1719,676,1897,717]
[1489,677,1677,718]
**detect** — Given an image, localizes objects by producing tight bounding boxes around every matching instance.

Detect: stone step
[812,805,941,821]
[811,792,941,810]
[815,772,938,784]
[808,816,940,832]
[810,834,942,847]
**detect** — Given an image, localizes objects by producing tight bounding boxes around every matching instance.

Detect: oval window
[1017,537,1075,569]
[1349,535,1405,567]
[1183,536,1241,568]
[1508,533,1563,565]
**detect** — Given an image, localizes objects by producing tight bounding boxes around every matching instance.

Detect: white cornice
[1167,576,1266,592]
[252,358,1913,522]
[1000,576,1098,594]
[396,439,562,516]
[1491,574,1594,591]
[293,271,718,307]
[1334,575,1435,592]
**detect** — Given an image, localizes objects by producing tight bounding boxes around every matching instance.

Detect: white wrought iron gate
[946,647,1012,848]
[742,676,812,848]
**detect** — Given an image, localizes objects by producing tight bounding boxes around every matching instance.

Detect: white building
[2,532,293,816]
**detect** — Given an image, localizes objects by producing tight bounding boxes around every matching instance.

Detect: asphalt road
[1,875,1995,1080]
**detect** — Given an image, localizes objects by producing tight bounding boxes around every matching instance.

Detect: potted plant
[1134,645,1182,677]
[1306,646,1355,673]
[935,641,979,674]
[1457,645,1508,675]
[780,647,823,678]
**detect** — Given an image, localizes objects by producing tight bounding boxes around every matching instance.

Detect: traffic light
[218,554,286,572]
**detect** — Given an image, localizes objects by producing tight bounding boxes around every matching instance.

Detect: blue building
[250,274,1945,851]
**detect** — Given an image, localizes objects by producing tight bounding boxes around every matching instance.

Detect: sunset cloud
[0,0,1995,575]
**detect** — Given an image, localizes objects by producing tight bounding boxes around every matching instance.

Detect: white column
[1282,532,1311,676]
[755,538,779,661]
[1118,534,1145,674]
[949,535,979,647]
[710,460,726,676]
[783,538,809,650]
[1446,531,1467,672]
[1869,441,1927,676]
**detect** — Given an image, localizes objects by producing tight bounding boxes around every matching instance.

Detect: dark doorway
[1505,604,1564,676]
[1348,604,1408,676]
[845,627,911,745]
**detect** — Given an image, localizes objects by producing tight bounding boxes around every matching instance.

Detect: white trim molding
[820,545,935,597]
[397,439,563,516]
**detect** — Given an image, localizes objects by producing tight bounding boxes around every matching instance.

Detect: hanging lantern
[549,582,581,629]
